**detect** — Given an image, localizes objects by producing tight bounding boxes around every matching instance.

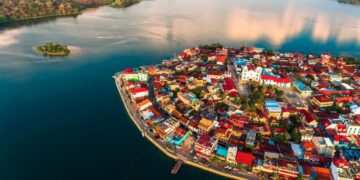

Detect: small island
[33,42,71,57]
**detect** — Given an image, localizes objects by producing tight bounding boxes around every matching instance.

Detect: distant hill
[0,0,140,24]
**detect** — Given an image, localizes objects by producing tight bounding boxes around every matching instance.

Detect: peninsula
[33,42,71,57]
[114,44,360,180]
[0,0,140,24]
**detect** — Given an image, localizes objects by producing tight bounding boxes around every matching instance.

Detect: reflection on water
[0,0,359,74]
[0,29,20,46]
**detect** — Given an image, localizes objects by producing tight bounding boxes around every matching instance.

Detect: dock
[171,160,183,174]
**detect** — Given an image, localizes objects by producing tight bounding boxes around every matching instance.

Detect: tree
[266,49,275,56]
[289,114,301,126]
[291,128,302,143]
[305,74,315,81]
[191,87,203,98]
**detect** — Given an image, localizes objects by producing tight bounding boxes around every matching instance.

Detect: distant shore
[0,0,141,25]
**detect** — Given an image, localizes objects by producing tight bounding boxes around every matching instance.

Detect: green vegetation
[112,0,141,7]
[33,42,70,57]
[199,43,223,50]
[0,0,140,23]
[342,56,360,69]
[191,87,203,98]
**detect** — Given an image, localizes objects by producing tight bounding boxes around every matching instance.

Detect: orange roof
[312,167,331,180]
[302,141,315,150]
[136,99,151,107]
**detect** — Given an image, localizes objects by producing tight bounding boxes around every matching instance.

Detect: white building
[129,87,149,101]
[241,63,262,82]
[260,75,292,88]
[207,71,232,80]
[346,123,360,136]
[226,146,237,163]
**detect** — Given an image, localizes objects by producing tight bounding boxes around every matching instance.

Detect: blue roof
[294,81,312,91]
[216,145,228,157]
[265,100,281,112]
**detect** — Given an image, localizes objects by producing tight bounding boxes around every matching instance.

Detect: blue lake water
[0,0,359,179]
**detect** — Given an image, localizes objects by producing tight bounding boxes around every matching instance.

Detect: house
[278,157,299,179]
[350,103,360,115]
[222,78,237,92]
[226,146,237,163]
[166,127,190,146]
[293,81,313,97]
[129,87,149,101]
[262,152,279,173]
[349,160,360,180]
[177,91,203,111]
[299,126,315,141]
[265,100,282,120]
[136,98,152,111]
[216,55,227,65]
[313,166,332,180]
[198,118,216,134]
[140,108,154,120]
[122,69,148,82]
[207,71,232,80]
[312,136,335,157]
[260,75,291,88]
[311,95,333,108]
[215,145,228,159]
[194,134,218,159]
[330,159,353,180]
[155,118,180,140]
[235,151,253,167]
[246,130,257,147]
[241,63,262,82]
[346,121,360,136]
[298,109,318,127]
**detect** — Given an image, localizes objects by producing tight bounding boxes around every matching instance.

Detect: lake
[0,0,359,179]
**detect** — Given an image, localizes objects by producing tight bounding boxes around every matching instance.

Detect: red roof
[130,87,148,94]
[333,158,349,167]
[229,91,240,98]
[216,55,227,64]
[222,78,237,91]
[178,52,187,58]
[261,75,291,83]
[334,135,349,142]
[196,134,213,147]
[235,151,253,167]
[246,63,255,71]
[302,141,315,151]
[123,68,134,74]
[298,109,316,124]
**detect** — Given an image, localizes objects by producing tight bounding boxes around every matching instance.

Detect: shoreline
[114,77,249,180]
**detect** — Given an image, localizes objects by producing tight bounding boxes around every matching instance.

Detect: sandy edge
[114,78,248,180]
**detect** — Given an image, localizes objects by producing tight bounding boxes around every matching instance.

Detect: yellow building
[198,118,216,134]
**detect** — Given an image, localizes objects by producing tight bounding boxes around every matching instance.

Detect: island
[33,42,71,57]
[114,44,360,180]
[0,0,141,24]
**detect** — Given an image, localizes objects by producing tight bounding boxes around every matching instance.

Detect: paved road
[228,64,248,96]
[115,76,258,180]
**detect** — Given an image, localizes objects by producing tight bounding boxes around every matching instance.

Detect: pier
[171,160,183,174]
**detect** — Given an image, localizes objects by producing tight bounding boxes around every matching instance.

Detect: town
[114,44,360,180]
